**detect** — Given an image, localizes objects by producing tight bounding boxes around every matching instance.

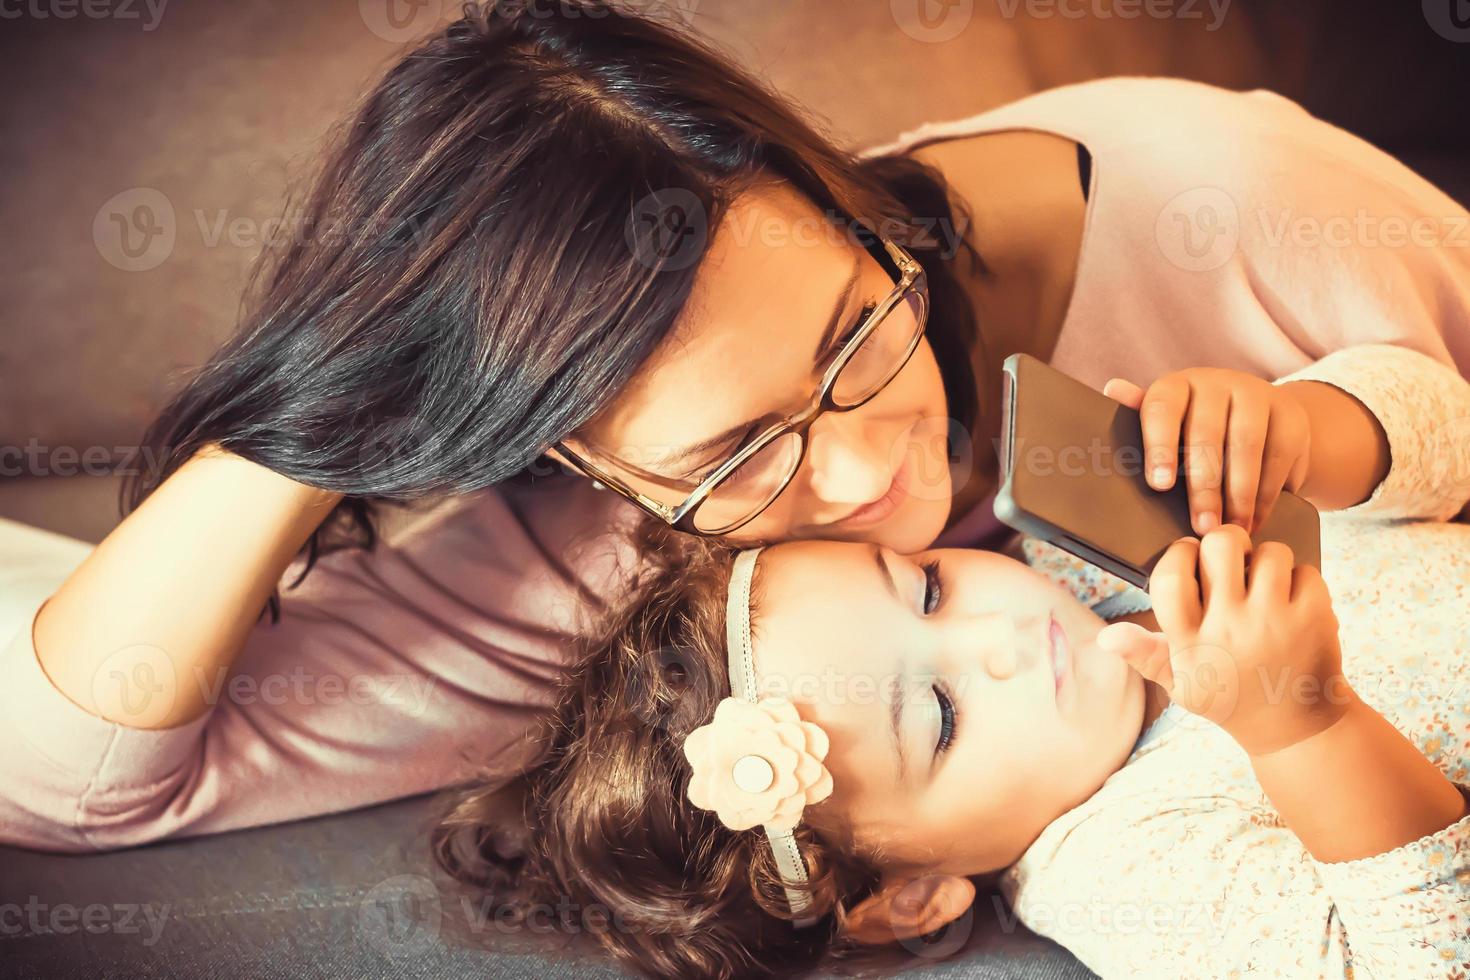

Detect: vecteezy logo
[93,188,176,272]
[891,0,974,43]
[894,875,975,958]
[359,0,445,43]
[358,875,443,959]
[1154,186,1240,273]
[625,188,708,272]
[1424,0,1470,41]
[358,414,433,486]
[90,644,179,727]
[653,0,702,27]
[888,415,972,504]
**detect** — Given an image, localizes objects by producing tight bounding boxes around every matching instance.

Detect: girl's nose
[952,613,1020,681]
[983,619,1020,680]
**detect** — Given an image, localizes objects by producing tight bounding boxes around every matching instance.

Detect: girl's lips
[1048,612,1071,702]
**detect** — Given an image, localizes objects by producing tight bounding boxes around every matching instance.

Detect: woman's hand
[1104,368,1311,536]
[1097,524,1357,757]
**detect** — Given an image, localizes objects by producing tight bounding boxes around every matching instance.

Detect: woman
[430,343,1470,980]
[3,0,1467,851]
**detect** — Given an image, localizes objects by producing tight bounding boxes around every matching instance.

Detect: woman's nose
[803,411,891,503]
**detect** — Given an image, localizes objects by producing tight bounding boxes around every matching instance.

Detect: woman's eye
[833,302,879,357]
[685,461,720,484]
[921,558,943,615]
[933,680,957,756]
[679,424,763,484]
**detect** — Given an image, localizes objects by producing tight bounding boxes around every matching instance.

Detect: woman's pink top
[4,77,1469,852]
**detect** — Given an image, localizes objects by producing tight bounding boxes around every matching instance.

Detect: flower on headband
[683,696,834,832]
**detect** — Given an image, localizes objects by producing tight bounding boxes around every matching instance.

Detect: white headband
[725,547,817,922]
[679,546,835,929]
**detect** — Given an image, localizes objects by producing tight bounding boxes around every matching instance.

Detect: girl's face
[751,539,1148,876]
[552,180,961,555]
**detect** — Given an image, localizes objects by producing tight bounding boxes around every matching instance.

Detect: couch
[2,2,1466,978]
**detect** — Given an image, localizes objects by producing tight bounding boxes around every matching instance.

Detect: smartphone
[993,353,1321,590]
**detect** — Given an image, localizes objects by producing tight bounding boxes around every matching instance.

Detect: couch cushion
[0,791,1096,979]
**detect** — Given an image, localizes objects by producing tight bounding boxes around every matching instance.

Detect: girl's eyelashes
[923,560,956,758]
[933,678,958,756]
[920,558,943,615]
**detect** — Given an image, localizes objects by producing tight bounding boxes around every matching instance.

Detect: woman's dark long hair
[120,0,982,622]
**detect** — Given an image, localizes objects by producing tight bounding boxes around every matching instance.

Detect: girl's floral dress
[1012,344,1470,978]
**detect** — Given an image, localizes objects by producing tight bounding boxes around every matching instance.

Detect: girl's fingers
[1096,622,1175,689]
[1246,540,1294,608]
[1096,621,1150,660]
[1254,400,1310,525]
[1197,523,1250,609]
[1182,384,1231,535]
[1104,377,1146,410]
[1139,375,1190,491]
[1286,425,1312,493]
[1134,628,1175,691]
[1148,536,1203,635]
[1222,396,1268,532]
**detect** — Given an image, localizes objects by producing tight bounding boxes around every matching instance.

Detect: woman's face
[750,539,1148,876]
[553,179,961,555]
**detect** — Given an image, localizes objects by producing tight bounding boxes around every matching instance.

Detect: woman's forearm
[1278,380,1390,511]
[32,443,344,730]
[1248,691,1470,863]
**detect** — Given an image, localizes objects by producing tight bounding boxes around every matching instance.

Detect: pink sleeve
[0,478,645,853]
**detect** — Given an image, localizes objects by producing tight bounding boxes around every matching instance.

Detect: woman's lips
[1048,612,1071,702]
[829,455,911,529]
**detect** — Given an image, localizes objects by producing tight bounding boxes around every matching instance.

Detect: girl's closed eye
[921,558,943,615]
[934,678,958,756]
[920,558,958,756]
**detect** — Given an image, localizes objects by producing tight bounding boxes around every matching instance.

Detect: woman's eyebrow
[644,255,863,471]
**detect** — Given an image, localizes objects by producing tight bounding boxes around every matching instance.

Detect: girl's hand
[1103,368,1311,536]
[1097,524,1357,757]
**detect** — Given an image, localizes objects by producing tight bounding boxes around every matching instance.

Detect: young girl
[432,343,1470,978]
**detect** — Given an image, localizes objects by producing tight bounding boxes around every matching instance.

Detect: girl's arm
[33,443,343,728]
[1100,595,1467,860]
[1257,344,1470,861]
[1274,378,1389,512]
[1272,343,1470,523]
[1059,524,1470,976]
[1107,526,1469,860]
[1249,694,1470,863]
[1005,709,1470,979]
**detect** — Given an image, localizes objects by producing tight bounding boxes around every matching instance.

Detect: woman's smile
[828,453,912,529]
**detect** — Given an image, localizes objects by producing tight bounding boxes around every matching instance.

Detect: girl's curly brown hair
[429,517,905,979]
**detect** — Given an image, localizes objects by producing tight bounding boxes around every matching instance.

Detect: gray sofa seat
[0,793,1096,980]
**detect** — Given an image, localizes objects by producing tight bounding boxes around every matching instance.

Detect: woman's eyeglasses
[553,233,930,536]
